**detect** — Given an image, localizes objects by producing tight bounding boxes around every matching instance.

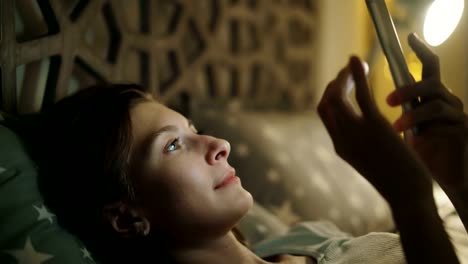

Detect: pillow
[0,123,97,264]
[191,109,395,236]
[237,203,288,245]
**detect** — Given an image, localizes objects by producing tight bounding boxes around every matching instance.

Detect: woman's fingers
[387,79,464,110]
[408,33,440,80]
[393,100,465,132]
[318,101,340,143]
[318,62,363,144]
[318,66,349,140]
[350,56,378,117]
[319,63,358,119]
[320,66,348,104]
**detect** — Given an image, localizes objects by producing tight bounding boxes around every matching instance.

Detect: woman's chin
[244,190,254,210]
[236,189,254,219]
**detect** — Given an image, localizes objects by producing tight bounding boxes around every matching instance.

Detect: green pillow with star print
[0,122,96,264]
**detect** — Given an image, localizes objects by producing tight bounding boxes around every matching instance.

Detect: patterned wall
[0,0,318,115]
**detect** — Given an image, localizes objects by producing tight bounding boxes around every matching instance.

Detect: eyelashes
[165,137,180,152]
[164,129,204,153]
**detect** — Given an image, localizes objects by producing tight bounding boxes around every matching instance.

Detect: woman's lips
[215,170,239,189]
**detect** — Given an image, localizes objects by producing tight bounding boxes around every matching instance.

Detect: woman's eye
[165,138,180,152]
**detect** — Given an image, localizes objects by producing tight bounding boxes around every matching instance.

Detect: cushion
[237,203,288,245]
[191,109,395,236]
[0,123,97,264]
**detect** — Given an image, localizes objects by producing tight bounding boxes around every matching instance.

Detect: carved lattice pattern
[0,0,317,114]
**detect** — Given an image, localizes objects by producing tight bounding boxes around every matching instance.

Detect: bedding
[2,107,468,263]
[254,221,405,264]
[0,123,96,264]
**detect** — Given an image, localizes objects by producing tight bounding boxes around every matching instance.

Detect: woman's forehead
[131,101,186,136]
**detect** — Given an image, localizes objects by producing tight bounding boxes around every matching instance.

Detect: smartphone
[365,0,419,135]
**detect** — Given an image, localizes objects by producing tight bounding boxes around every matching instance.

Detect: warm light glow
[382,53,422,82]
[423,0,464,46]
[407,53,422,81]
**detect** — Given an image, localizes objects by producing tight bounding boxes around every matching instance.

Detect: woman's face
[129,100,253,242]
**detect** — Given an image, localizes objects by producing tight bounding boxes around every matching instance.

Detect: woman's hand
[387,33,468,192]
[318,49,460,264]
[317,56,433,206]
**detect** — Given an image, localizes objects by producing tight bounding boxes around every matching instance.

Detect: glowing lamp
[423,0,464,46]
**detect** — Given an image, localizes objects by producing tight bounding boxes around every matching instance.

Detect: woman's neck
[170,231,273,264]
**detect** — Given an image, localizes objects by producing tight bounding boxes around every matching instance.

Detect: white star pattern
[309,171,331,194]
[5,237,53,264]
[81,247,94,261]
[256,224,268,234]
[270,201,300,225]
[235,143,250,157]
[315,146,334,164]
[374,205,389,220]
[348,193,363,209]
[266,168,280,183]
[33,204,55,224]
[261,124,282,143]
[275,152,290,166]
[0,166,6,174]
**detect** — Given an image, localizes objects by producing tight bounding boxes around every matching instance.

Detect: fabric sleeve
[319,232,405,264]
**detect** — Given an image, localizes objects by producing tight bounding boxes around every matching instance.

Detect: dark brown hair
[26,83,246,263]
[34,84,157,262]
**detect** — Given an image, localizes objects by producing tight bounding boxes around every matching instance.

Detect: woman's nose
[205,137,231,165]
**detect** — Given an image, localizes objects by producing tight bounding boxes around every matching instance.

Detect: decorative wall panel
[0,0,318,114]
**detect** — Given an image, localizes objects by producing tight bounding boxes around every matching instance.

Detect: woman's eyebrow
[137,125,178,159]
[149,119,193,144]
[139,119,194,157]
[149,119,194,143]
[188,119,195,128]
[150,125,178,143]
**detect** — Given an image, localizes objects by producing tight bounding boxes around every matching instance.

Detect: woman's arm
[391,194,458,263]
[317,55,459,263]
[387,33,468,233]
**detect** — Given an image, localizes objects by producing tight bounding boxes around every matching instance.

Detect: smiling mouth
[215,170,239,189]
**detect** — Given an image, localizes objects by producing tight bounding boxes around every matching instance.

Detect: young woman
[29,33,466,263]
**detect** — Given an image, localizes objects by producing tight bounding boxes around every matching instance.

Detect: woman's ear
[103,201,150,238]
